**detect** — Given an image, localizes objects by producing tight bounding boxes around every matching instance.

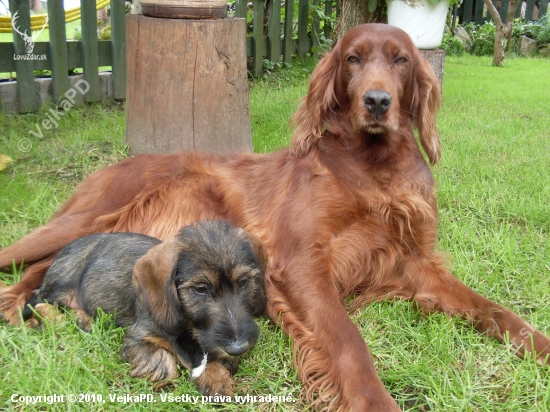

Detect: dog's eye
[193,284,209,295]
[238,278,249,289]
[346,55,360,64]
[394,56,408,65]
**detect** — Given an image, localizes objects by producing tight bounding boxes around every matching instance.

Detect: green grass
[1,55,549,411]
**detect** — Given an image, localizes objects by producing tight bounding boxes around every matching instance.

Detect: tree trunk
[482,0,521,66]
[333,0,385,43]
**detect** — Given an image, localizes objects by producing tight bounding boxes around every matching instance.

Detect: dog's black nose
[363,90,392,116]
[224,340,250,356]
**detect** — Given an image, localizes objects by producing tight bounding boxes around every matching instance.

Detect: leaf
[368,0,378,13]
[0,154,13,171]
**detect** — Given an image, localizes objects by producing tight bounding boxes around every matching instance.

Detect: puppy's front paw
[194,360,235,396]
[121,336,180,381]
[31,303,65,327]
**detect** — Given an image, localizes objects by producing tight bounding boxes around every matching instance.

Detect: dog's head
[132,220,267,359]
[291,23,441,164]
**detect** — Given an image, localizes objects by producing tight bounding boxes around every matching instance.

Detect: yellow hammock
[0,0,110,33]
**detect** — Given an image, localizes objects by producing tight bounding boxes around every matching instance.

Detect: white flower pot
[387,0,450,49]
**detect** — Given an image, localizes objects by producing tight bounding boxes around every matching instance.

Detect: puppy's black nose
[363,90,392,116]
[224,340,250,356]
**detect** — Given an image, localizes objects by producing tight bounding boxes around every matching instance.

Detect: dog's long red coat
[1,24,549,411]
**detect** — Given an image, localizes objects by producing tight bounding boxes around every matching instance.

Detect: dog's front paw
[194,360,235,396]
[121,336,180,381]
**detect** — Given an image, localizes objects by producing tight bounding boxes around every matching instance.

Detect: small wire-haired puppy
[25,220,267,395]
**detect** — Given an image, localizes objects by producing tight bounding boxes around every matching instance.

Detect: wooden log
[125,15,252,155]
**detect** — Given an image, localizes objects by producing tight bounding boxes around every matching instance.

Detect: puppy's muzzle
[224,339,251,357]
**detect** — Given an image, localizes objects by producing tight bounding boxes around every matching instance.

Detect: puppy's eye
[346,55,360,64]
[238,278,249,289]
[193,284,209,295]
[394,56,408,65]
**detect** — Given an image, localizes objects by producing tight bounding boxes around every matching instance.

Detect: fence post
[324,0,333,41]
[48,0,69,102]
[110,0,126,100]
[9,0,39,112]
[252,0,263,76]
[311,0,321,57]
[235,0,247,17]
[268,0,282,63]
[283,0,294,63]
[81,0,100,102]
[297,0,309,58]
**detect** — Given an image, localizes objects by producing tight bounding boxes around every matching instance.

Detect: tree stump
[125,15,252,155]
[419,49,445,92]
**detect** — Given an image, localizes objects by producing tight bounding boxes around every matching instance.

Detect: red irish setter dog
[1,24,549,411]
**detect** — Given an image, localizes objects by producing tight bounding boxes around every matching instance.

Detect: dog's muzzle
[363,90,392,119]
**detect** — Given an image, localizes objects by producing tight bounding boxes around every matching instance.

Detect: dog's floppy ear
[133,238,185,334]
[290,42,342,158]
[412,55,441,165]
[244,231,268,274]
[242,231,268,314]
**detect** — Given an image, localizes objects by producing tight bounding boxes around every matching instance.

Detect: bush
[441,26,467,56]
[463,22,497,56]
[445,14,550,58]
[514,14,550,46]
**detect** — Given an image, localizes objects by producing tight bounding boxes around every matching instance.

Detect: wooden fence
[0,0,337,113]
[455,0,548,25]
[1,0,126,113]
[1,0,546,113]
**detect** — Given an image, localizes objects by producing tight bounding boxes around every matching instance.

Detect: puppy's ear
[412,56,441,165]
[290,42,342,157]
[242,231,268,314]
[245,232,268,275]
[133,238,185,334]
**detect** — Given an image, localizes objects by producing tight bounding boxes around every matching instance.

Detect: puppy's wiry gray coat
[26,220,267,395]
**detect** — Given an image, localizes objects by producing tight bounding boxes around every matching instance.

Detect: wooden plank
[462,0,474,23]
[297,0,309,58]
[246,35,268,58]
[48,0,69,103]
[81,0,100,102]
[312,0,321,57]
[9,0,39,112]
[235,0,247,18]
[282,0,294,63]
[111,0,126,100]
[515,0,522,18]
[0,42,15,72]
[540,0,549,19]
[253,0,264,76]
[324,0,333,41]
[474,0,485,24]
[125,16,252,154]
[525,0,536,21]
[500,0,509,21]
[268,0,282,63]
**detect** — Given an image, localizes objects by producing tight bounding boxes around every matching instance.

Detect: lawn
[1,55,549,411]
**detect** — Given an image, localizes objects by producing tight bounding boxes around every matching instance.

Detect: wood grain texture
[125,16,252,155]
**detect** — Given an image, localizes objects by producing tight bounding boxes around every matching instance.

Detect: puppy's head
[133,220,267,359]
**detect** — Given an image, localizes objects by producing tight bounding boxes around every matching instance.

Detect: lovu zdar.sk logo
[11,10,48,61]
